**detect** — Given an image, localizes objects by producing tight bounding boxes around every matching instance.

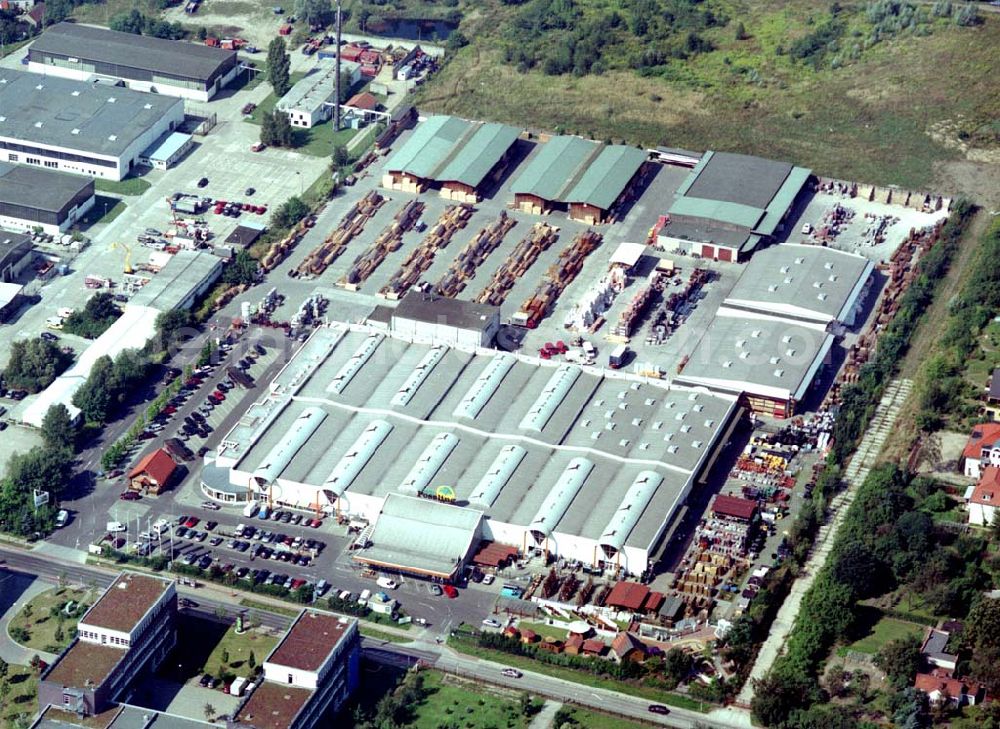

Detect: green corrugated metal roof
[566,145,646,210]
[384,115,520,188]
[668,196,764,229]
[384,115,464,179]
[438,122,521,187]
[755,165,812,236]
[510,136,598,200]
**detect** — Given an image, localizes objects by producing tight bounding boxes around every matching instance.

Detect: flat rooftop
[676,310,833,402]
[45,640,125,689]
[725,243,874,324]
[80,572,171,634]
[0,69,182,158]
[233,681,313,729]
[267,609,354,673]
[126,250,221,312]
[30,22,236,83]
[393,290,498,330]
[684,151,794,209]
[220,325,738,553]
[0,161,94,214]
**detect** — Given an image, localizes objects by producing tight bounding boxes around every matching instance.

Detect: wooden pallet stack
[434,212,516,298]
[379,204,473,298]
[341,200,425,288]
[513,230,603,328]
[261,219,308,273]
[475,222,559,306]
[295,190,385,277]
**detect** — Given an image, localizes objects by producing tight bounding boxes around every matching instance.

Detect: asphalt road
[0,544,752,729]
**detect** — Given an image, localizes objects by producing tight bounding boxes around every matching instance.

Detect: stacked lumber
[434,212,516,298]
[295,191,385,277]
[380,204,473,298]
[474,222,559,306]
[341,200,425,287]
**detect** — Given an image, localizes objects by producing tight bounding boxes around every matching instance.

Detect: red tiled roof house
[962,423,1000,478]
[128,448,177,495]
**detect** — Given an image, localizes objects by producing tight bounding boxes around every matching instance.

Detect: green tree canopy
[875,636,922,690]
[266,37,291,96]
[40,403,76,451]
[3,338,72,393]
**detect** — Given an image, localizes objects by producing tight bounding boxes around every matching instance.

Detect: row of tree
[62,292,119,339]
[108,8,185,39]
[3,338,72,394]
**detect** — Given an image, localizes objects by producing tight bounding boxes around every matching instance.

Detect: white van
[358,588,371,605]
[243,501,260,518]
[376,576,399,590]
[106,521,126,533]
[55,509,69,528]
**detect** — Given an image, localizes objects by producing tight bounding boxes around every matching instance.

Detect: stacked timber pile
[513,230,603,328]
[261,220,309,273]
[295,191,385,277]
[341,200,425,288]
[434,212,516,298]
[380,204,473,298]
[474,222,559,306]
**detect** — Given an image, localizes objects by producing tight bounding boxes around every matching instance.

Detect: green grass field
[95,177,153,196]
[841,616,925,656]
[79,196,127,227]
[417,1,1000,193]
[202,625,279,678]
[560,706,658,728]
[1,667,38,728]
[408,671,540,729]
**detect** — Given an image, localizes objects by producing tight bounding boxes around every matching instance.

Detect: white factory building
[277,57,362,129]
[211,325,739,578]
[0,70,184,181]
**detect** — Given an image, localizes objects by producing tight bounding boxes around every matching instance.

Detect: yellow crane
[109,241,133,275]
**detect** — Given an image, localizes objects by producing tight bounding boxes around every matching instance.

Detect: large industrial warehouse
[723,243,875,328]
[0,161,95,235]
[382,115,521,203]
[212,325,739,578]
[511,135,647,224]
[658,151,813,262]
[675,310,834,418]
[27,22,240,102]
[0,70,184,180]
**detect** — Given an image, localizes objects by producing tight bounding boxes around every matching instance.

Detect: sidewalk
[0,577,59,666]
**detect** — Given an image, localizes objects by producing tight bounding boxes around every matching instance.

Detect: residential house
[920,628,958,673]
[610,632,647,664]
[962,423,1000,478]
[581,639,606,657]
[605,581,650,613]
[914,672,985,707]
[966,466,1000,527]
[564,633,584,656]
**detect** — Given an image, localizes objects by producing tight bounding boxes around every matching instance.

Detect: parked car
[482,618,502,629]
[501,668,522,678]
[200,500,220,511]
[647,705,670,715]
[443,585,458,598]
[430,584,442,596]
[120,491,141,501]
[197,177,209,188]
[184,517,200,528]
[377,576,398,590]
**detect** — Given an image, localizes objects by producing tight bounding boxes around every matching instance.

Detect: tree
[0,657,8,679]
[446,30,469,53]
[663,647,693,687]
[875,636,922,690]
[109,8,145,34]
[41,403,76,451]
[261,111,293,148]
[295,0,331,27]
[266,37,291,96]
[203,703,216,722]
[248,651,256,670]
[751,673,820,727]
[518,692,538,717]
[223,250,260,287]
[3,338,73,393]
[331,144,350,169]
[734,21,748,40]
[830,542,882,599]
[154,309,194,355]
[221,649,230,666]
[271,196,309,229]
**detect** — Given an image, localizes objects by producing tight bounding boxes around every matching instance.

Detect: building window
[44,160,57,168]
[7,154,16,162]
[288,674,294,685]
[26,157,40,165]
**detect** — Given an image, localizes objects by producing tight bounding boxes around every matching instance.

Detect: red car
[443,585,458,599]
[213,391,226,400]
[163,405,177,415]
[184,516,200,528]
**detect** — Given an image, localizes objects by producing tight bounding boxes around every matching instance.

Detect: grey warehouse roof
[676,310,833,402]
[384,115,521,188]
[127,250,221,312]
[682,151,795,209]
[0,161,94,213]
[0,70,182,157]
[220,326,739,556]
[30,22,236,83]
[724,243,874,325]
[392,291,499,330]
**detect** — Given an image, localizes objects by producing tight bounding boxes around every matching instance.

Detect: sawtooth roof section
[566,144,645,210]
[385,115,520,188]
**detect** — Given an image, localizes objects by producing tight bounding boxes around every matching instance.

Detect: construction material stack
[380,204,473,298]
[295,191,385,277]
[341,200,425,288]
[475,223,559,306]
[512,230,603,328]
[434,212,516,298]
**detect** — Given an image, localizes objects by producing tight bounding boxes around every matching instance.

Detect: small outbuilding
[129,448,177,494]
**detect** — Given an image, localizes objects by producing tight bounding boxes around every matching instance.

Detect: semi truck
[609,344,629,369]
